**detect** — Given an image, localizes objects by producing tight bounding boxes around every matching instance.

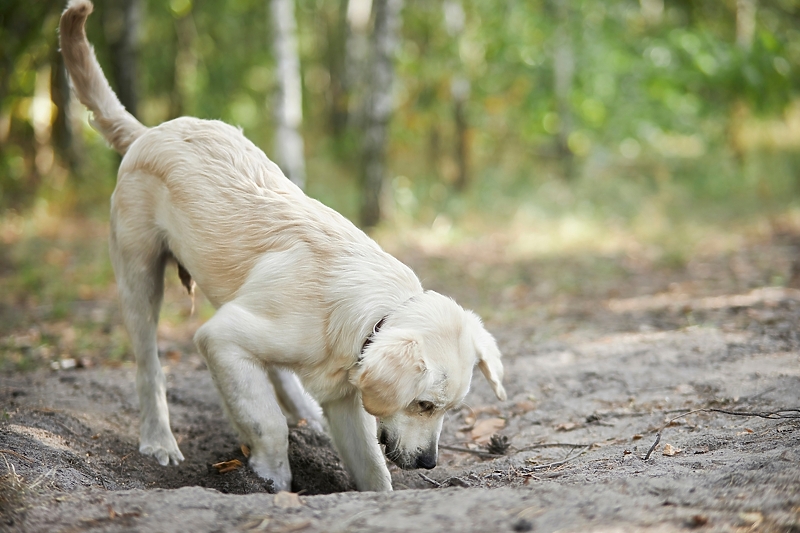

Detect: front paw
[249,455,292,492]
[139,434,184,466]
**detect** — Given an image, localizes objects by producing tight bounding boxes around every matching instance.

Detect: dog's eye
[418,401,435,413]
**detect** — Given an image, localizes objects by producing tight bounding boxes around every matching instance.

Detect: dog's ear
[350,329,427,418]
[466,311,507,401]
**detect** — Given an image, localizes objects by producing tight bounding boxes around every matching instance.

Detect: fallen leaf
[632,434,643,440]
[739,512,763,526]
[689,514,709,527]
[274,491,303,508]
[470,418,506,443]
[736,428,754,436]
[511,400,536,416]
[555,422,579,432]
[241,444,251,458]
[662,443,681,456]
[212,459,243,473]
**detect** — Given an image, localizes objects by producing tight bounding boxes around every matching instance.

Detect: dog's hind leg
[267,367,325,432]
[194,304,292,491]
[109,184,184,466]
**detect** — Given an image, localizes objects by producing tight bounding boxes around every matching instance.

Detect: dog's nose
[415,453,437,470]
[379,429,389,446]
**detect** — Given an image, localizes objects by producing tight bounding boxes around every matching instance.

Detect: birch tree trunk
[271,0,306,189]
[736,0,757,51]
[359,0,402,228]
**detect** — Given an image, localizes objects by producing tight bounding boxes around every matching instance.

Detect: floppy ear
[467,311,507,401]
[349,329,427,417]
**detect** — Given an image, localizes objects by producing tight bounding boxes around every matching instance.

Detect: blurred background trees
[1,0,799,231]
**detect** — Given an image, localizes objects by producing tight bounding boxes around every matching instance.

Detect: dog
[59,0,506,492]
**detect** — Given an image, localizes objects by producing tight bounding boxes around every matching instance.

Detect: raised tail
[59,0,146,155]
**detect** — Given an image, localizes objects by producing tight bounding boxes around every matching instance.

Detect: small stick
[525,445,592,472]
[515,442,591,452]
[418,473,442,487]
[643,433,661,461]
[439,444,503,457]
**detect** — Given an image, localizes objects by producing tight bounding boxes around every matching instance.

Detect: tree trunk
[359,0,402,228]
[104,0,141,118]
[444,0,469,192]
[271,0,306,189]
[552,0,574,180]
[452,77,470,192]
[50,50,80,172]
[736,0,757,51]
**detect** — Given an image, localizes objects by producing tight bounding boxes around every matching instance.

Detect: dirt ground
[1,235,799,532]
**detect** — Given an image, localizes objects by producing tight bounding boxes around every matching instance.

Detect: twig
[418,473,442,487]
[515,442,591,452]
[0,449,36,464]
[524,445,592,472]
[643,433,661,461]
[643,405,799,462]
[439,444,503,457]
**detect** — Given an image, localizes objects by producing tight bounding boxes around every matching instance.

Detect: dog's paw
[249,455,292,492]
[140,438,184,466]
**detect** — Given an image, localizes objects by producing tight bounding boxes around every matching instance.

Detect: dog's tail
[59,0,147,155]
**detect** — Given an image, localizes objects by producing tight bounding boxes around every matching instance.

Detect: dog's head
[349,291,506,470]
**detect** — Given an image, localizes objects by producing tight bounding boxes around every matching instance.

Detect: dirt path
[2,241,799,532]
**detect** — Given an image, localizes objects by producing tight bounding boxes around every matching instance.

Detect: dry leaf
[511,400,536,416]
[241,444,251,458]
[274,491,303,509]
[736,428,754,436]
[632,434,643,440]
[739,512,763,526]
[662,443,681,456]
[470,418,506,443]
[212,459,243,473]
[555,422,579,432]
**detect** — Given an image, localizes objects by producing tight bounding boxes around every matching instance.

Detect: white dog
[60,0,506,492]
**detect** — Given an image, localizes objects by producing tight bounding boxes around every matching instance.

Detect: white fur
[60,0,506,492]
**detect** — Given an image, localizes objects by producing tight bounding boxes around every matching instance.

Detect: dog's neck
[360,316,387,357]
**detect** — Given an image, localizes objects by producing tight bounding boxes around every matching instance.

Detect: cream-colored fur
[60,0,506,492]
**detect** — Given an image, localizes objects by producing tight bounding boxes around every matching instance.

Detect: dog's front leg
[195,306,292,492]
[323,393,392,491]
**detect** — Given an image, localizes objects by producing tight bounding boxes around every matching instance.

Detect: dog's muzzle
[380,428,437,470]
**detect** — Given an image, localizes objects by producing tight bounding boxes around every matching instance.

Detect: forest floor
[1,221,799,532]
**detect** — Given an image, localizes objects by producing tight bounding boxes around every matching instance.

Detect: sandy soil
[1,239,799,532]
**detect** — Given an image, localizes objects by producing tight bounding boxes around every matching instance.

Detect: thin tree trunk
[326,0,350,137]
[172,11,198,118]
[445,0,469,191]
[104,0,141,118]
[359,0,402,228]
[552,0,574,180]
[736,0,757,51]
[271,0,306,189]
[50,50,80,172]
[452,77,469,192]
[345,0,373,123]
